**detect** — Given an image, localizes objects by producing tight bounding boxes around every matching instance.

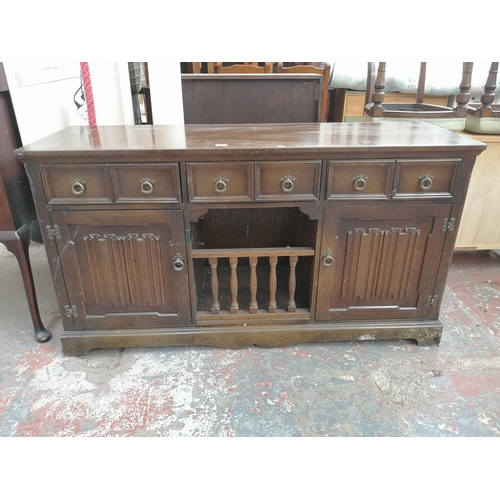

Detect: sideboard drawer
[395,160,459,198]
[187,162,254,203]
[111,164,181,203]
[256,161,320,201]
[326,160,394,199]
[41,165,113,204]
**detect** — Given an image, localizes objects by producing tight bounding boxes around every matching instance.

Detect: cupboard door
[316,204,451,321]
[50,210,191,329]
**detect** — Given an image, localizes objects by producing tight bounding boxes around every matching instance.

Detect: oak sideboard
[15,123,486,355]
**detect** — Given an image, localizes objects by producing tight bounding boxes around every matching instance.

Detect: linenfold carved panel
[83,233,167,307]
[341,227,422,301]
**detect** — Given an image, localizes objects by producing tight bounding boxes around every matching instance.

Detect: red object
[80,62,97,127]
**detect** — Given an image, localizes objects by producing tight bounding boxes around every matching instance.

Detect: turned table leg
[0,225,52,343]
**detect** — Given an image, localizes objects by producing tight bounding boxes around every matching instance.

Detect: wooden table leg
[0,225,52,343]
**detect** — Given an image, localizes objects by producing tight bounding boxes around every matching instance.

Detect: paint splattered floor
[1,243,499,436]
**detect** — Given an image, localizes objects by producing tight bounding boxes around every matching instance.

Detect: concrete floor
[0,242,499,437]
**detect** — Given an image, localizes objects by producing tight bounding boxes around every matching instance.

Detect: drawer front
[111,164,181,203]
[256,161,320,201]
[187,162,253,203]
[41,165,113,204]
[395,160,459,198]
[327,160,394,199]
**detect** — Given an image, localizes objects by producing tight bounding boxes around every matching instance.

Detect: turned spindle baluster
[371,62,386,116]
[229,256,239,314]
[416,62,427,105]
[456,62,474,113]
[269,255,278,313]
[249,256,258,314]
[288,255,298,313]
[479,62,499,116]
[209,257,220,315]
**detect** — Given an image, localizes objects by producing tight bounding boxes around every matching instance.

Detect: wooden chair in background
[277,62,332,121]
[181,62,332,123]
[465,62,500,134]
[212,62,273,74]
[363,62,473,131]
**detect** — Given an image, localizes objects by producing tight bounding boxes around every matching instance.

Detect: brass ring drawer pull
[71,179,87,196]
[352,174,368,191]
[140,177,155,195]
[280,175,296,193]
[173,253,184,272]
[213,176,228,194]
[323,249,334,267]
[418,173,434,191]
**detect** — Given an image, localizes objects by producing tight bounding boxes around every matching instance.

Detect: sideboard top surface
[15,122,486,161]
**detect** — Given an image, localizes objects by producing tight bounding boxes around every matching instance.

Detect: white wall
[4,62,84,144]
[4,62,135,145]
[147,62,184,125]
[88,62,135,126]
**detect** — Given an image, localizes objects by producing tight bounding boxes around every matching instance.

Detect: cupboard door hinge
[425,295,438,308]
[64,305,78,318]
[46,225,61,240]
[441,217,455,233]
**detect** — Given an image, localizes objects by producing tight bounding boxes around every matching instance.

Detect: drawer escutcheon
[352,174,368,191]
[140,177,155,195]
[71,178,87,196]
[280,175,296,193]
[213,176,229,194]
[418,173,434,191]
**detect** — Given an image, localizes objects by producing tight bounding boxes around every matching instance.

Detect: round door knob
[71,179,87,196]
[140,177,155,195]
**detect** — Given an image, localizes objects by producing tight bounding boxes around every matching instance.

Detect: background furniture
[363,62,474,131]
[181,74,324,124]
[186,62,273,74]
[332,89,451,122]
[465,62,500,134]
[182,63,330,121]
[17,122,485,355]
[277,62,331,122]
[329,62,495,94]
[455,131,500,250]
[0,64,51,343]
[212,62,273,74]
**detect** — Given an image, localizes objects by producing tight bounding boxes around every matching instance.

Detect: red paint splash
[14,346,57,376]
[16,400,87,437]
[451,374,500,398]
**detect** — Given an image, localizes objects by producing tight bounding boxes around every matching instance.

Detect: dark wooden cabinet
[48,210,191,329]
[15,123,486,355]
[316,204,451,321]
